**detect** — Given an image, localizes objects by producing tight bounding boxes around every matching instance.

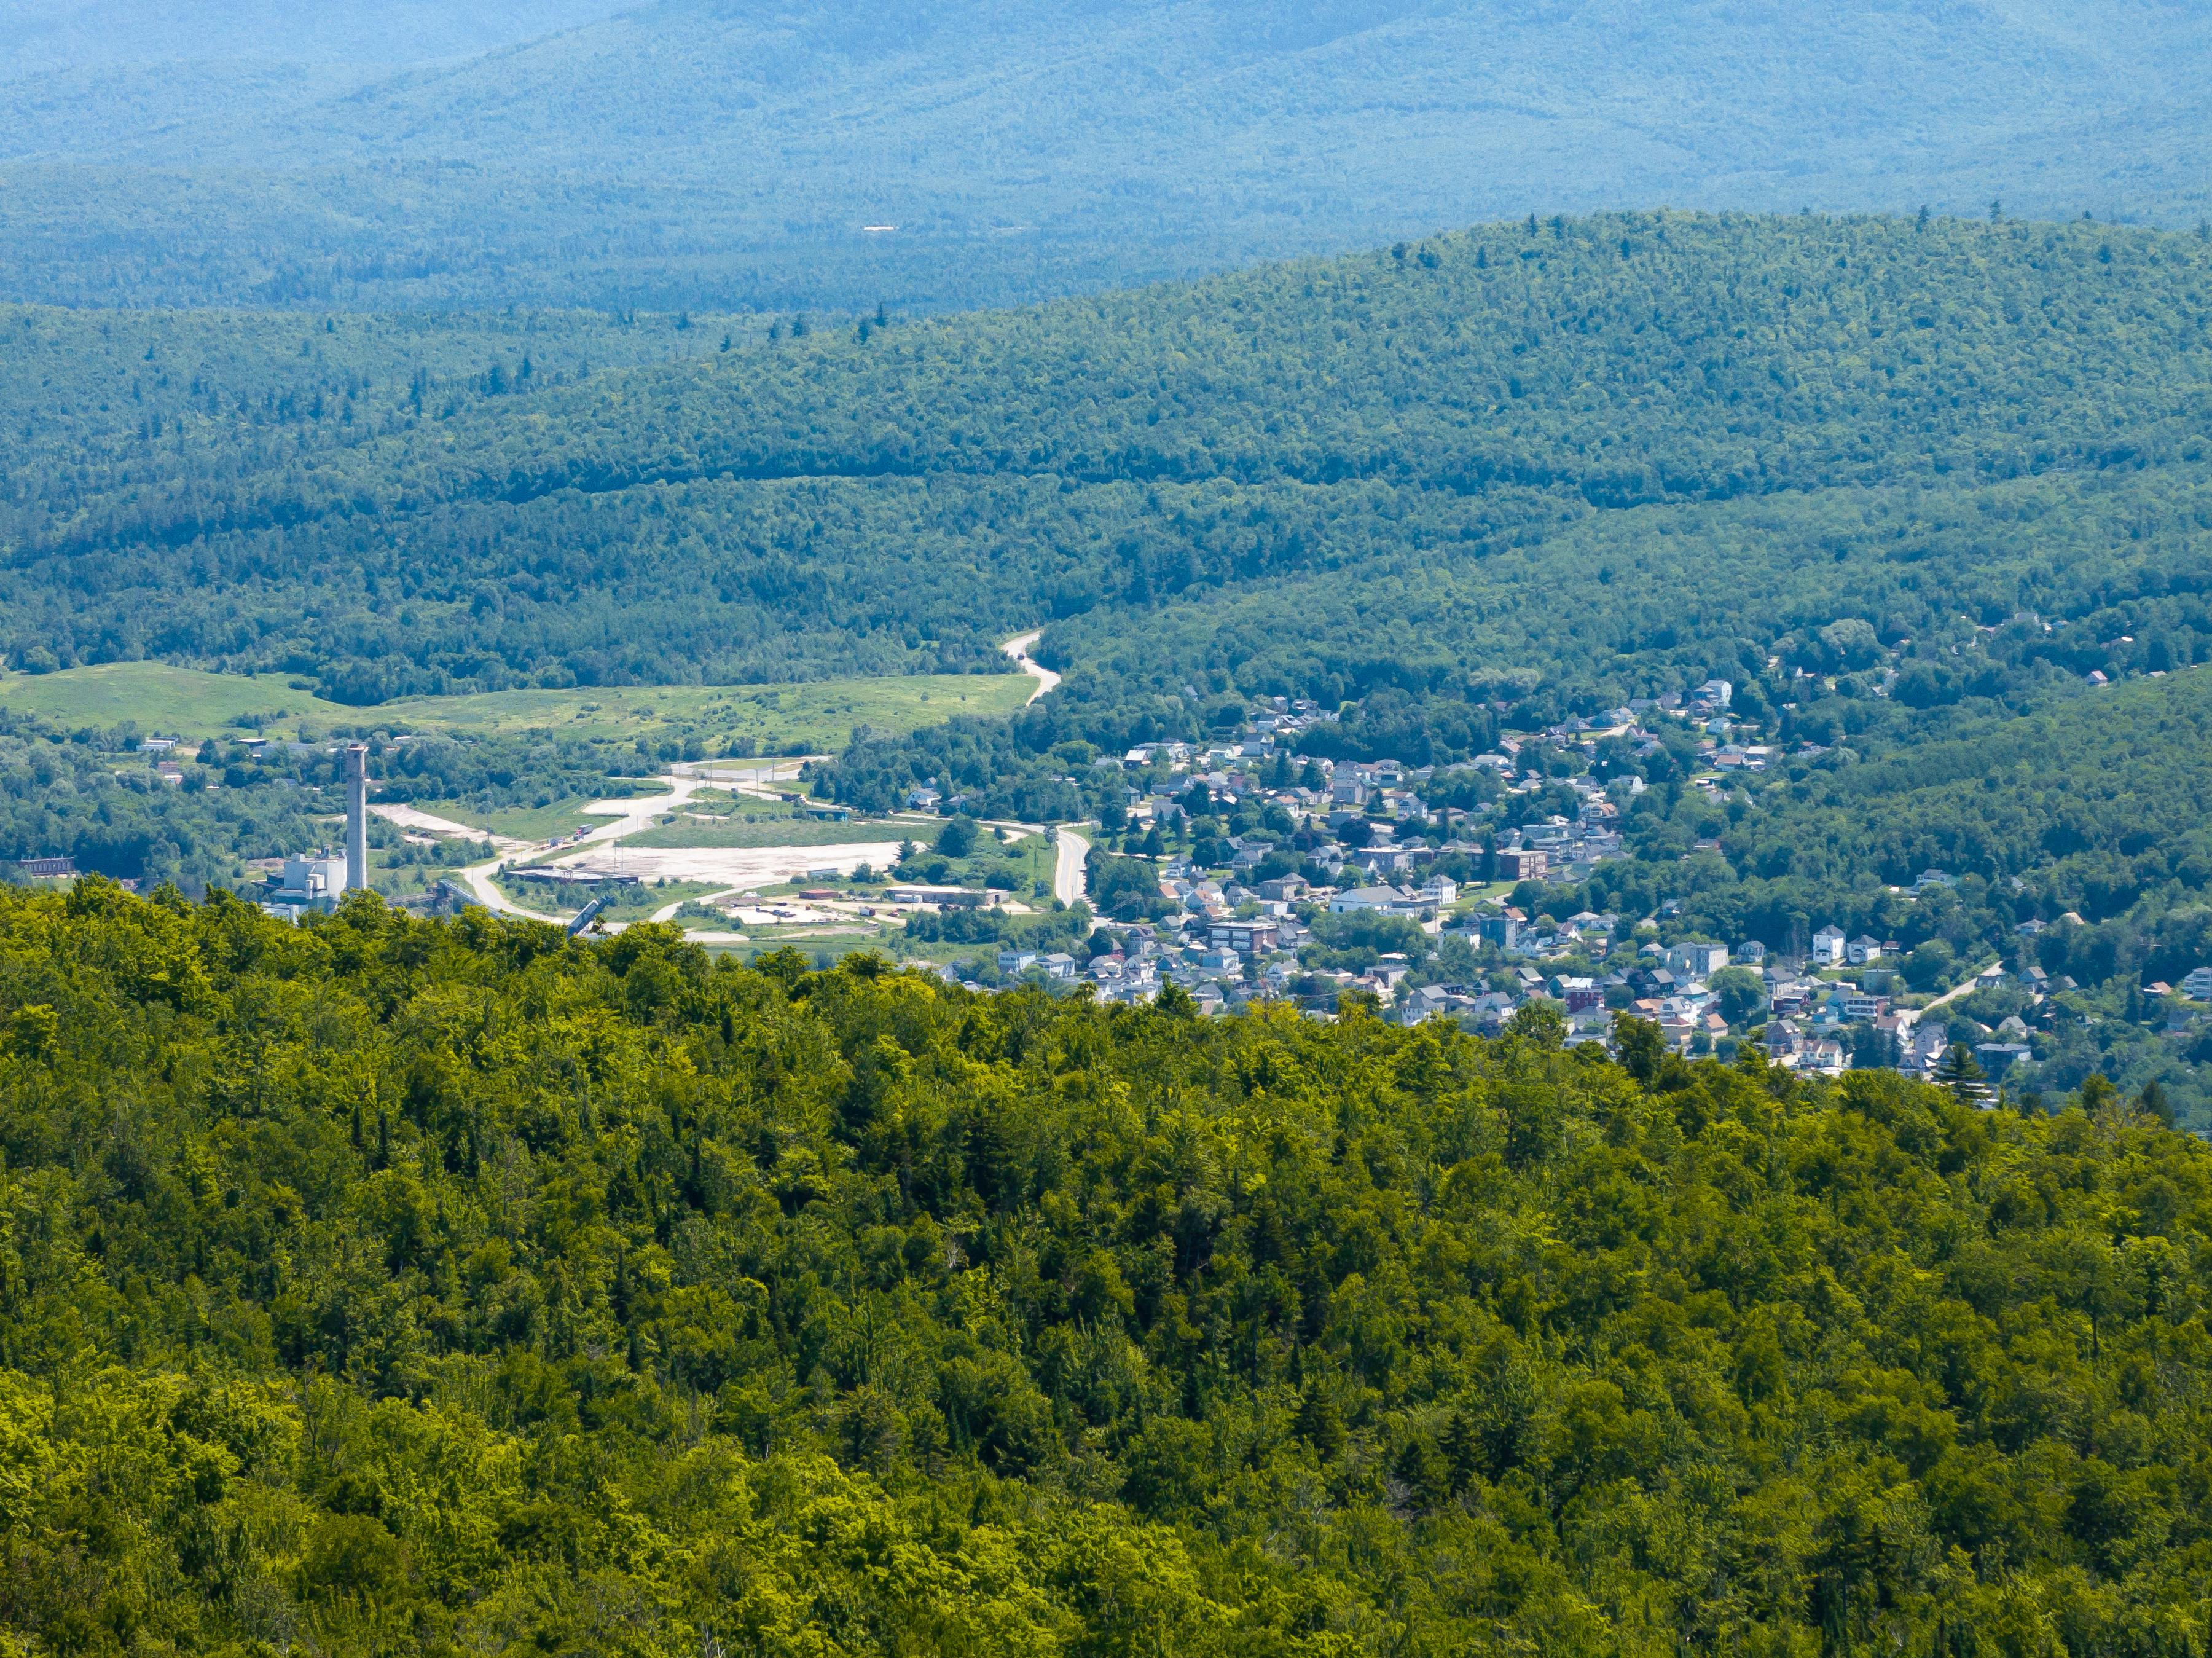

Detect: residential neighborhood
[903,689,2210,1103]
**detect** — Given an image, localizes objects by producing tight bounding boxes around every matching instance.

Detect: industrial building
[260,744,372,919]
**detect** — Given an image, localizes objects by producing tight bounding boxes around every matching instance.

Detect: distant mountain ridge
[2,0,2209,311]
[0,0,638,74]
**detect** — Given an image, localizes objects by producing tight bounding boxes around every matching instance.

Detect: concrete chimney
[345,744,369,892]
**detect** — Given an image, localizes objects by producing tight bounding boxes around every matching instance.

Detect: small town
[900,684,2196,1099]
[66,671,2186,1108]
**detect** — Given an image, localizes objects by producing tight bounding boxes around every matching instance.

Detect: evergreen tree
[1937,1042,1986,1102]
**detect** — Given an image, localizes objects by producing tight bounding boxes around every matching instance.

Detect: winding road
[994,632,1089,908]
[1002,631,1060,704]
[998,631,1088,911]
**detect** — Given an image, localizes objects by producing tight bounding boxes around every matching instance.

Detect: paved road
[1922,961,2001,1015]
[458,862,564,923]
[671,756,823,801]
[371,803,533,854]
[1001,631,1060,704]
[459,648,1073,932]
[1053,827,1089,906]
[988,634,1092,914]
[458,774,705,925]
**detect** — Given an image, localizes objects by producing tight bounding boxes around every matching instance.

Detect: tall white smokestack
[345,744,368,893]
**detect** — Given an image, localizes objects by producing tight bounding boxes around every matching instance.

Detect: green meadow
[0,662,1034,747]
[397,791,666,845]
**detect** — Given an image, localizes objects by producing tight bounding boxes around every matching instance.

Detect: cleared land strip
[545,840,903,886]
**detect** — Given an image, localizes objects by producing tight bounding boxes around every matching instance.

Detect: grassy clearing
[379,675,1035,747]
[0,662,1035,747]
[673,788,813,820]
[893,830,1057,897]
[622,818,911,851]
[413,801,603,843]
[394,787,665,844]
[0,664,342,735]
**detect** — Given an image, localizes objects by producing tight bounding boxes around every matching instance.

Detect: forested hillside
[1,886,2209,1654]
[7,211,2212,711]
[0,304,737,508]
[2,1,2208,311]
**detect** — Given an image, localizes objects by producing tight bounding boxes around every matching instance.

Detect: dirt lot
[546,839,904,886]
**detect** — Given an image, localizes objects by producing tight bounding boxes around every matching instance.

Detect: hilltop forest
[6,211,2212,714]
[0,884,2205,1655]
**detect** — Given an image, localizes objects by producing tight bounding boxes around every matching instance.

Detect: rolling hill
[2,0,2210,310]
[4,211,2208,712]
[12,210,2212,1114]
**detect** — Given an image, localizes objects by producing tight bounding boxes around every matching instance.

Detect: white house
[1666,940,1728,978]
[1811,925,1847,966]
[1330,886,1406,914]
[2184,966,2212,1000]
[1846,935,1884,966]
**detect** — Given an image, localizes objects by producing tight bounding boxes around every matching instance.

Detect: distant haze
[3,0,2208,311]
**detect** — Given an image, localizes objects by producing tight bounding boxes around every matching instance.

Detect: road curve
[1001,631,1060,704]
[458,653,1070,932]
[457,774,706,927]
[995,632,1085,916]
[458,862,564,924]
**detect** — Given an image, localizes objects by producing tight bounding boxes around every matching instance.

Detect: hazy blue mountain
[3,0,2208,311]
[0,0,638,74]
[0,0,642,168]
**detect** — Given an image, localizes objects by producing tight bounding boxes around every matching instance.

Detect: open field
[0,662,1035,746]
[0,663,342,735]
[399,789,667,844]
[382,676,1034,745]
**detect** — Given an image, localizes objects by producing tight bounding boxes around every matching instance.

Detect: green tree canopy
[0,884,2204,1652]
